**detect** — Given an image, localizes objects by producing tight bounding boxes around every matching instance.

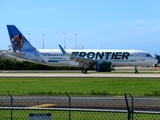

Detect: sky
[0,0,160,56]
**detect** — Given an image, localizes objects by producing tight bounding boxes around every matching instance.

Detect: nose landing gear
[135,66,139,74]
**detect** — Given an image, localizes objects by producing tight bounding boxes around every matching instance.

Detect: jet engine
[96,61,112,72]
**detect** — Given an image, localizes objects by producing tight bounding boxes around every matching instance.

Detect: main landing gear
[134,66,139,74]
[82,69,87,74]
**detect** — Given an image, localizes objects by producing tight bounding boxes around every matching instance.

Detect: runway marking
[29,104,56,108]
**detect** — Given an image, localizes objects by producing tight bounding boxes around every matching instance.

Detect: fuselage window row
[42,54,64,56]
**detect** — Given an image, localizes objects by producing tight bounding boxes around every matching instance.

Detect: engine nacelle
[96,61,112,72]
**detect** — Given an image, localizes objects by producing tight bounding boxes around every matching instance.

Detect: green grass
[0,110,159,120]
[0,78,160,96]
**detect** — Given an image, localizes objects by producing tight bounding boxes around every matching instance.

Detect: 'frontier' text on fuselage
[72,52,130,60]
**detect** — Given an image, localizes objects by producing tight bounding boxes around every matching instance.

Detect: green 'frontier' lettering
[72,52,79,56]
[105,52,112,59]
[111,52,116,59]
[95,52,104,59]
[122,52,130,59]
[87,52,95,59]
[72,51,130,60]
[79,52,86,57]
[115,52,122,59]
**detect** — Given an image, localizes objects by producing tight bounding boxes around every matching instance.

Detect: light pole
[63,33,66,49]
[42,34,45,49]
[28,33,30,42]
[75,34,77,49]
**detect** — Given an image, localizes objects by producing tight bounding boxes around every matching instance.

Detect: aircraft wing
[59,45,95,65]
[3,51,43,64]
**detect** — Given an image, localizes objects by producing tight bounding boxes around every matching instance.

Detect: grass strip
[0,78,160,96]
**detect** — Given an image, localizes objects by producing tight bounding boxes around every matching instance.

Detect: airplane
[5,25,158,74]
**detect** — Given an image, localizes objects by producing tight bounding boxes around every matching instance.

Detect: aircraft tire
[135,71,139,74]
[82,69,87,74]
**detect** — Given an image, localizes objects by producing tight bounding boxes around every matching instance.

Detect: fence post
[124,93,131,120]
[7,92,13,120]
[66,93,71,120]
[129,93,134,120]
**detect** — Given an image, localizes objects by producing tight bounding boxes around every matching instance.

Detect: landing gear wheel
[82,69,87,74]
[135,71,139,74]
[134,66,139,74]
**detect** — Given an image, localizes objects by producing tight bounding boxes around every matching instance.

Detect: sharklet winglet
[59,44,67,55]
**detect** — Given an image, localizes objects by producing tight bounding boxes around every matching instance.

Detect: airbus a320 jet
[5,25,158,74]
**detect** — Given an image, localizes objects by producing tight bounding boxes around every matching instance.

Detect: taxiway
[0,72,160,78]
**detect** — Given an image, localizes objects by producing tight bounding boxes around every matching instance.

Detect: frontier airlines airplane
[5,25,157,74]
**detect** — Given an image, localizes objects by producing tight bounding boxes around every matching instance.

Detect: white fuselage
[37,49,157,67]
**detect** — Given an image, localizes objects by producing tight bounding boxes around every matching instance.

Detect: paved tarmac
[0,96,160,111]
[0,72,160,78]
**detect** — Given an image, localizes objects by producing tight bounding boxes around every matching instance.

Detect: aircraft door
[135,53,140,61]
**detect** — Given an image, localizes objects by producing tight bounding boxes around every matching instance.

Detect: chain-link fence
[0,107,160,120]
[0,107,127,120]
[0,93,160,120]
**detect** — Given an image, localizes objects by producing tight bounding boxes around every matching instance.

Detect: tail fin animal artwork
[6,25,45,63]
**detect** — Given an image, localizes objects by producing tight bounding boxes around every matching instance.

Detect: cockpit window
[146,53,152,57]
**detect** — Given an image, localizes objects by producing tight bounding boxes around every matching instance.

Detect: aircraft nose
[153,58,158,64]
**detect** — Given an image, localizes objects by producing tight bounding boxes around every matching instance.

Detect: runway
[0,96,160,111]
[0,72,160,78]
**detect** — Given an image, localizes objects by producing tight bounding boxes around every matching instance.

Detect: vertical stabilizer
[7,25,35,52]
[6,25,45,63]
